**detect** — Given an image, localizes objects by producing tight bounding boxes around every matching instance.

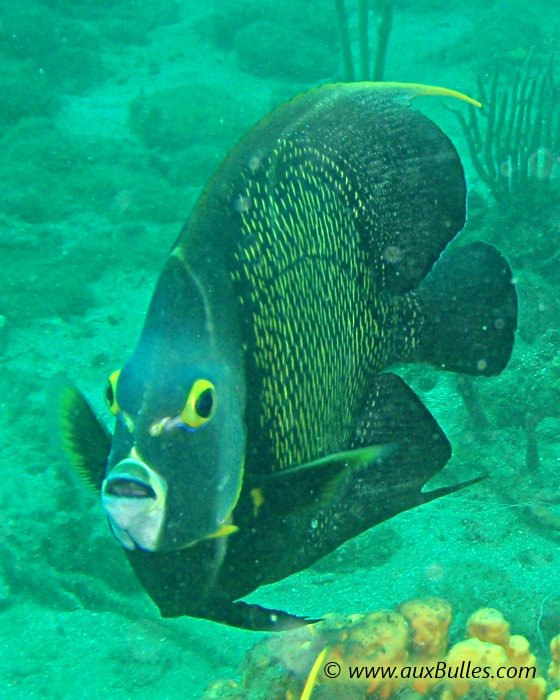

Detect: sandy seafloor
[1,0,560,697]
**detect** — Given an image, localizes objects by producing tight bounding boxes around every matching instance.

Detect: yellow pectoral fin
[258,444,398,517]
[206,523,239,540]
[278,443,398,478]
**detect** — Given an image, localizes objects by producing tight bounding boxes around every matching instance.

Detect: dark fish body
[49,83,517,630]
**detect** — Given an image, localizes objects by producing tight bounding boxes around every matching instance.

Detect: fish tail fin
[415,241,517,376]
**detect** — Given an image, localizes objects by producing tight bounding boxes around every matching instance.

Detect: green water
[1,0,559,697]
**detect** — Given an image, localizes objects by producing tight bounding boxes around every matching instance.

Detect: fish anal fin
[47,373,110,493]
[282,373,455,557]
[342,374,484,538]
[352,373,451,495]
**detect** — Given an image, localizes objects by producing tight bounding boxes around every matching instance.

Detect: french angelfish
[48,82,517,631]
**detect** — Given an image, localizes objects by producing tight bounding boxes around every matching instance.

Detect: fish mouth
[102,457,167,552]
[104,477,156,500]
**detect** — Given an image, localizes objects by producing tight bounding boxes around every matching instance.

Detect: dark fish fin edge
[46,373,110,493]
[421,473,487,504]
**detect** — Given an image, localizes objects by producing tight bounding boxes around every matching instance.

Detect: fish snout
[104,476,157,499]
[101,458,167,552]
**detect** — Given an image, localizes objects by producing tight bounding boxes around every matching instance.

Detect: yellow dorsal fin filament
[300,646,330,700]
[206,523,239,540]
[347,81,483,108]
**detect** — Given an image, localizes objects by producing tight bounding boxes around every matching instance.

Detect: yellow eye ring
[180,379,217,429]
[104,369,121,415]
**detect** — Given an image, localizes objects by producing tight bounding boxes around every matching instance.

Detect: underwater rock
[0,61,59,128]
[430,1,549,73]
[128,84,255,154]
[46,0,180,41]
[98,0,180,45]
[0,3,108,93]
[0,568,11,609]
[195,0,336,55]
[0,239,96,322]
[233,20,338,82]
[312,525,402,574]
[0,118,185,226]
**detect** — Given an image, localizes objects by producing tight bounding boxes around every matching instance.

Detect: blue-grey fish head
[100,348,245,553]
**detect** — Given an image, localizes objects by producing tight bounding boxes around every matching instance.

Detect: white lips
[101,457,167,552]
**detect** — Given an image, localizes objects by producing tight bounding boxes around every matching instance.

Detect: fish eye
[104,369,121,415]
[180,379,217,429]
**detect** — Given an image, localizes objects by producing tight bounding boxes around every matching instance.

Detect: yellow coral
[333,611,411,699]
[507,635,532,663]
[506,634,538,677]
[550,636,560,678]
[399,597,452,658]
[551,636,560,664]
[445,637,510,697]
[346,611,409,662]
[202,599,555,700]
[529,678,548,700]
[467,607,511,647]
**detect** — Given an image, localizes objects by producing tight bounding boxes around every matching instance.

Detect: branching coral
[334,0,393,82]
[450,48,560,201]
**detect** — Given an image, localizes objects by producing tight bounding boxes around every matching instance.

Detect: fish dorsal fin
[184,80,477,299]
[347,81,481,108]
[327,82,471,293]
[47,373,110,493]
